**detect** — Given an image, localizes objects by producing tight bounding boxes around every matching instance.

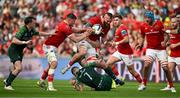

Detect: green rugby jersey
[76,66,112,91]
[9,26,39,52]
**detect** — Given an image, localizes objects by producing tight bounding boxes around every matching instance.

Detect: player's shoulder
[19,26,27,32]
[56,21,69,30]
[154,20,163,26]
[90,16,101,20]
[89,16,101,23]
[155,20,163,24]
[140,22,148,27]
[57,21,67,27]
[119,24,128,29]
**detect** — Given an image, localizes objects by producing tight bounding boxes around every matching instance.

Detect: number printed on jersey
[84,72,93,80]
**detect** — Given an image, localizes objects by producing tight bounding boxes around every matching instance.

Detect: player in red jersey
[61,13,125,86]
[106,14,143,87]
[136,11,175,92]
[161,16,180,92]
[37,13,93,91]
[61,13,112,69]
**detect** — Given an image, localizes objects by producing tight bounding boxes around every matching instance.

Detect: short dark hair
[66,13,77,19]
[71,66,79,76]
[114,14,123,20]
[24,16,36,25]
[104,13,113,19]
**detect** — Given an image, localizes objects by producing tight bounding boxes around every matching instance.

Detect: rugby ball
[92,24,102,35]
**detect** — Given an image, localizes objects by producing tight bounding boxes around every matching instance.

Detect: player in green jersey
[4,16,54,90]
[71,66,117,91]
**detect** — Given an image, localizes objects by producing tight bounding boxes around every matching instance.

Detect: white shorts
[43,44,57,63]
[145,49,168,62]
[78,40,96,59]
[112,51,133,66]
[168,56,180,65]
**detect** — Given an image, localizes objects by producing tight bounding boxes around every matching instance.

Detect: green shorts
[8,46,23,64]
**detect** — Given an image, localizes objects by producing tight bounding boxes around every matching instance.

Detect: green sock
[6,72,16,86]
[104,67,116,80]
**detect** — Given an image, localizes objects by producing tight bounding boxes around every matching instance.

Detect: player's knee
[50,61,58,68]
[162,66,169,72]
[79,51,86,57]
[167,63,174,72]
[16,65,22,72]
[160,61,168,66]
[144,56,153,67]
[14,61,22,72]
[144,61,152,68]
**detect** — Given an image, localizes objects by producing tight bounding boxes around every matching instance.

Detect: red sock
[112,66,119,77]
[41,70,48,80]
[48,74,54,82]
[134,73,142,83]
[168,81,174,88]
[143,79,147,86]
[69,61,74,66]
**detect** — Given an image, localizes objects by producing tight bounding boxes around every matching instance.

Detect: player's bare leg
[168,62,176,80]
[127,65,142,84]
[4,61,22,90]
[47,61,57,91]
[138,56,153,91]
[61,46,87,74]
[37,64,50,89]
[160,61,176,93]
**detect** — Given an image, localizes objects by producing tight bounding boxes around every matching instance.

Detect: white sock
[48,68,55,88]
[48,82,53,88]
[48,68,55,75]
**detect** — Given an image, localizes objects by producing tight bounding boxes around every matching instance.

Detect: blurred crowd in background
[0,0,179,58]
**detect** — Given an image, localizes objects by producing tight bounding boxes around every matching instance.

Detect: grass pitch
[0,79,179,98]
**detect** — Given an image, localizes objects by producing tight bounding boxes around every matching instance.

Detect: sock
[168,81,174,88]
[48,74,54,82]
[48,81,53,88]
[134,73,142,83]
[41,70,48,81]
[6,72,16,86]
[143,78,147,86]
[68,61,74,67]
[48,69,55,87]
[112,66,119,77]
[104,67,117,80]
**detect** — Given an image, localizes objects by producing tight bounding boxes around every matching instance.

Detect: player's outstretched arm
[135,33,144,50]
[72,27,87,33]
[70,78,84,91]
[68,31,92,43]
[39,31,56,36]
[12,37,32,45]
